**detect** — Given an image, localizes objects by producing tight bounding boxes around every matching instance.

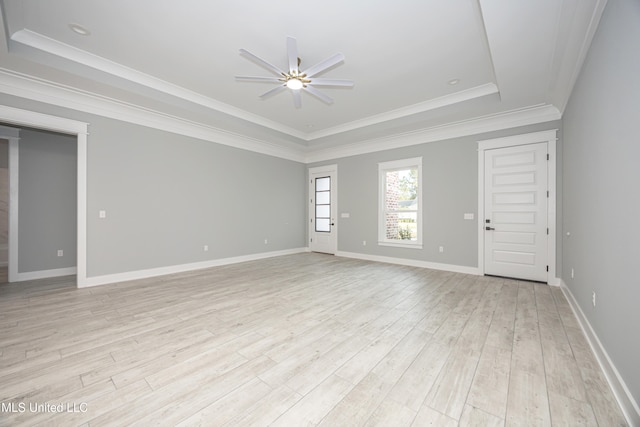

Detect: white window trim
[378,157,423,249]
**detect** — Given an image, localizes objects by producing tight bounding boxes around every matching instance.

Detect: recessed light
[69,23,90,36]
[448,78,460,86]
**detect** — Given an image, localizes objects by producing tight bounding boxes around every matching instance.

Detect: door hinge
[547,153,550,160]
[546,265,549,272]
[547,190,549,198]
[310,238,313,243]
[547,228,549,235]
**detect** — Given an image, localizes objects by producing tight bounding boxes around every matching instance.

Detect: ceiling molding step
[305,104,561,163]
[10,29,309,140]
[0,68,307,163]
[305,83,500,141]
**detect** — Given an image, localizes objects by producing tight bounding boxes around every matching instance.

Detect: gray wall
[310,121,562,270]
[562,0,640,405]
[0,94,307,278]
[86,118,306,276]
[18,128,77,273]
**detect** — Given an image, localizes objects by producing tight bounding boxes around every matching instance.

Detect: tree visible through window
[379,158,422,248]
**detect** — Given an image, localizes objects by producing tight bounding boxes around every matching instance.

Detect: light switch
[99,210,107,219]
[464,213,474,220]
[341,213,350,218]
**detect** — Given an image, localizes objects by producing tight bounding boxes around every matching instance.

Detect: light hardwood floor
[0,254,628,426]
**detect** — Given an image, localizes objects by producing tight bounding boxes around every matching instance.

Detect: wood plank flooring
[0,254,628,426]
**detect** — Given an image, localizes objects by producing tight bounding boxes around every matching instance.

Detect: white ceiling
[0,0,606,160]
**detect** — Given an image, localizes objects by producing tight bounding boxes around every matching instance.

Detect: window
[314,176,331,232]
[378,157,422,248]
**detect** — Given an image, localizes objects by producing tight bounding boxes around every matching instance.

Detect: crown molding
[11,29,505,143]
[10,29,309,140]
[305,104,561,163]
[305,83,499,140]
[0,68,306,162]
[549,0,608,114]
[0,68,560,165]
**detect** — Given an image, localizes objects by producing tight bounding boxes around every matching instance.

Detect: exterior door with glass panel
[309,165,337,254]
[484,142,548,282]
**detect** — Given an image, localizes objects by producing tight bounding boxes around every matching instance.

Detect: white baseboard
[548,277,562,287]
[560,280,640,426]
[335,251,480,275]
[14,267,77,281]
[78,247,308,288]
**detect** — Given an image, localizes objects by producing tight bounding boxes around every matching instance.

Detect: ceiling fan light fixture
[237,37,353,107]
[286,78,304,90]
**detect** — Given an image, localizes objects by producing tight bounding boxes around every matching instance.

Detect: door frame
[477,129,557,283]
[308,164,338,254]
[0,125,19,277]
[0,105,88,286]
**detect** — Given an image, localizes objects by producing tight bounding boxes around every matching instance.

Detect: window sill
[378,241,423,249]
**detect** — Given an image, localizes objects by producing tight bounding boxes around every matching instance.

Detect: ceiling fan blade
[239,49,285,77]
[292,90,302,108]
[235,76,282,83]
[302,53,345,78]
[304,85,334,105]
[308,78,354,87]
[260,84,287,99]
[287,37,298,74]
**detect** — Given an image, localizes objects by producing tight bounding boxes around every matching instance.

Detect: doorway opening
[0,105,88,287]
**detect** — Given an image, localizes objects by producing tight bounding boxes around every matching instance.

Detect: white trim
[477,129,557,283]
[308,165,338,255]
[560,280,640,426]
[336,251,480,276]
[548,277,561,287]
[306,83,499,140]
[0,68,306,163]
[306,104,561,163]
[0,105,88,287]
[0,125,21,283]
[378,157,423,248]
[80,247,307,288]
[477,129,558,150]
[8,30,502,143]
[14,267,77,282]
[11,29,308,140]
[8,137,18,283]
[553,0,609,114]
[0,68,562,164]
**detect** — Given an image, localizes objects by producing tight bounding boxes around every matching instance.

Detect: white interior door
[309,165,337,254]
[484,143,548,282]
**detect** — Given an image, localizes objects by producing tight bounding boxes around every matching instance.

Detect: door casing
[308,164,338,254]
[477,129,557,283]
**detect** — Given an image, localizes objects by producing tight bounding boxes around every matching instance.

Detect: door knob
[485,226,495,231]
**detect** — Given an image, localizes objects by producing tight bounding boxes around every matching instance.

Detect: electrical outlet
[99,210,107,219]
[592,291,596,307]
[203,245,208,252]
[264,239,268,244]
[363,240,367,246]
[57,250,63,257]
[439,246,444,253]
[571,268,574,279]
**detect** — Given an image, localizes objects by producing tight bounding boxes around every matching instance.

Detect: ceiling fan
[236,37,354,108]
